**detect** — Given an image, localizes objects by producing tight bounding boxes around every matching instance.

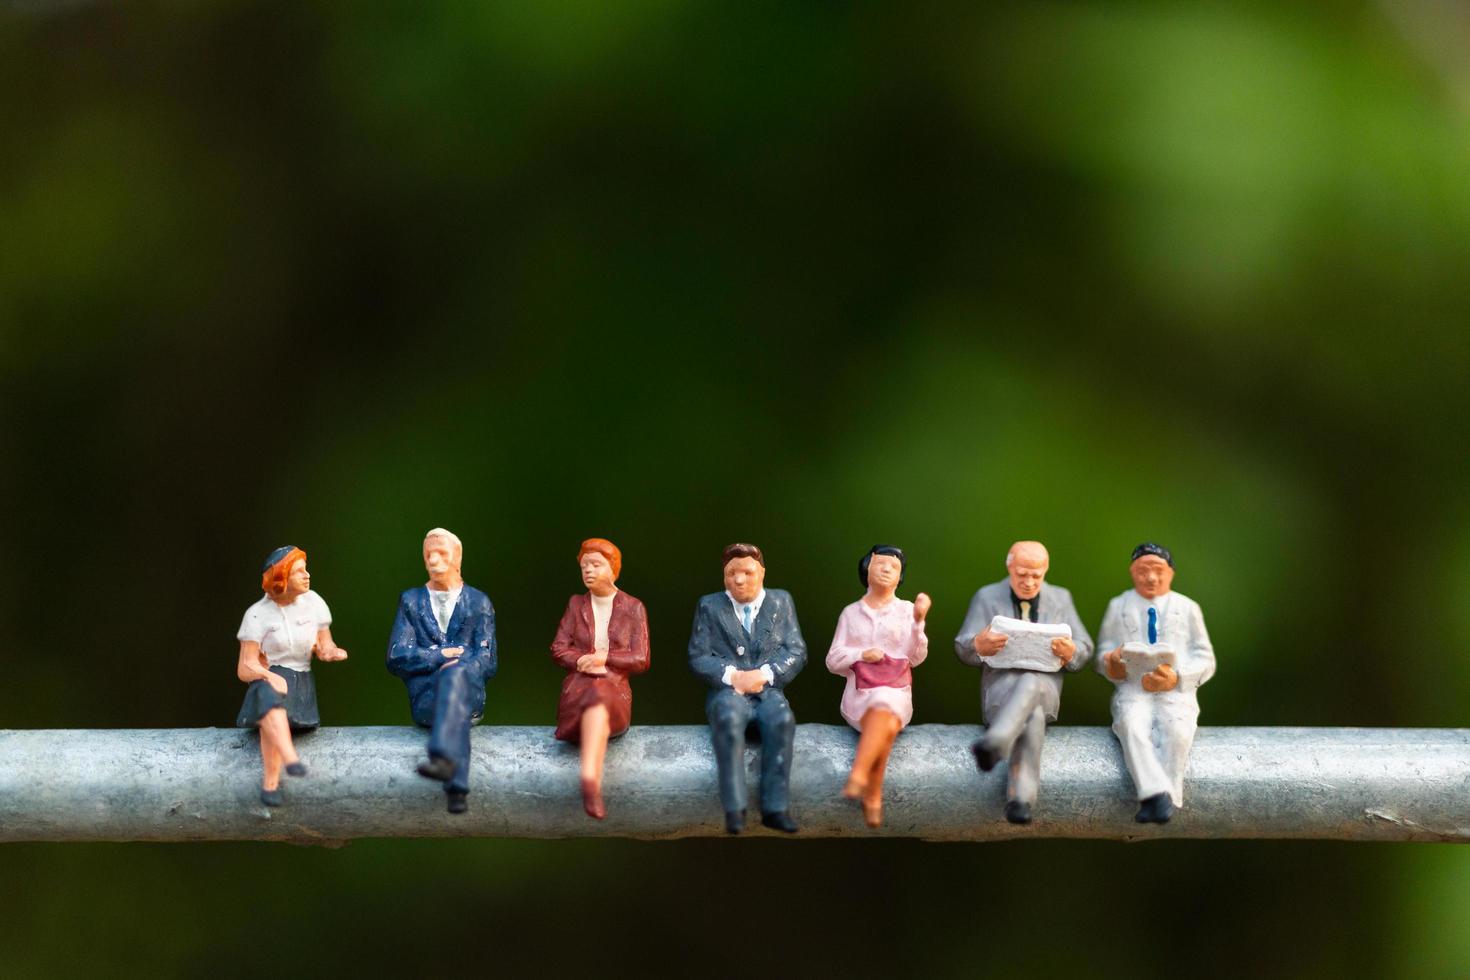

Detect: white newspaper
[1120,642,1177,681]
[984,615,1071,673]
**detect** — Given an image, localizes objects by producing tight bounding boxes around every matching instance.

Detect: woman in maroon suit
[550,538,651,819]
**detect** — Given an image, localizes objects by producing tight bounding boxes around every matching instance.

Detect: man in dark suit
[688,543,807,834]
[386,528,497,814]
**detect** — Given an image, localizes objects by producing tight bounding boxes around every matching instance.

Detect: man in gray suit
[954,540,1094,824]
[688,542,807,835]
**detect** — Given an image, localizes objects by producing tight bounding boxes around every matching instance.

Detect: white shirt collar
[726,588,767,628]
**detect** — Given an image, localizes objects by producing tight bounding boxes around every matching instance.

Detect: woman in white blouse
[236,546,348,807]
[825,545,930,827]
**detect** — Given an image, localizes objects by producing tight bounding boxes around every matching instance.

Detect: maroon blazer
[550,590,650,741]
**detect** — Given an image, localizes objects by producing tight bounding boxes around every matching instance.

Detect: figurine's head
[722,543,765,604]
[261,545,309,600]
[578,538,621,596]
[1005,541,1049,600]
[1129,542,1174,599]
[423,528,464,589]
[859,544,906,592]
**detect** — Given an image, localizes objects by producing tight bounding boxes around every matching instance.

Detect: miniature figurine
[235,546,348,807]
[688,543,807,834]
[386,528,497,814]
[549,538,651,820]
[1096,542,1216,824]
[825,545,929,828]
[954,541,1093,824]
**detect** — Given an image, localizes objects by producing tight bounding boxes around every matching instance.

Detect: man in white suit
[1097,543,1216,824]
[954,541,1093,824]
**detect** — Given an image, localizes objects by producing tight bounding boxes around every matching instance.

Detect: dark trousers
[705,687,796,815]
[421,661,485,794]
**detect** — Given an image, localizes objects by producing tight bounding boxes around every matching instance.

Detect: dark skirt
[236,665,320,731]
[554,672,632,743]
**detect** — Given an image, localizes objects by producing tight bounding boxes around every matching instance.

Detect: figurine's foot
[971,738,1001,773]
[285,761,307,778]
[446,790,469,814]
[1004,799,1033,825]
[862,799,883,829]
[725,810,745,835]
[761,811,799,834]
[842,776,867,800]
[1134,793,1174,824]
[417,756,456,782]
[260,787,284,807]
[581,778,606,820]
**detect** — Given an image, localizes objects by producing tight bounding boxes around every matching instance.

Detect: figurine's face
[1008,554,1048,600]
[285,559,310,597]
[580,550,616,593]
[1130,555,1174,599]
[867,554,902,592]
[724,556,765,604]
[423,536,460,581]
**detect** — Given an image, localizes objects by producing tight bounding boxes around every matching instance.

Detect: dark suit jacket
[687,589,806,700]
[386,584,497,726]
[550,590,650,738]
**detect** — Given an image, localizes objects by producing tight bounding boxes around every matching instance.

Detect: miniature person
[549,538,651,820]
[235,546,349,807]
[825,545,930,828]
[688,543,808,834]
[954,541,1093,824]
[386,528,497,814]
[1096,542,1215,823]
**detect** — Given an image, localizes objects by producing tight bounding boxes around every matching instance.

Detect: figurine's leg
[706,690,753,816]
[1007,705,1047,806]
[980,674,1046,760]
[1112,698,1171,801]
[259,708,297,790]
[428,663,477,793]
[579,704,610,820]
[754,690,796,816]
[861,710,901,828]
[1157,697,1200,808]
[846,708,898,799]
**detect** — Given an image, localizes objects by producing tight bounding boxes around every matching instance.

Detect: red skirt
[554,672,633,742]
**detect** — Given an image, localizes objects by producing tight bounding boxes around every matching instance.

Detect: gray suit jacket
[953,580,1094,722]
[688,589,807,700]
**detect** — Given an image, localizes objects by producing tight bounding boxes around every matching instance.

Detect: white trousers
[1111,690,1199,807]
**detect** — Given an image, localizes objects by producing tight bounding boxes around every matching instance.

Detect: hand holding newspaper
[983,615,1072,672]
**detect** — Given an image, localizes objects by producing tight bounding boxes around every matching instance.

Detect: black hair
[858,544,906,588]
[1130,542,1173,567]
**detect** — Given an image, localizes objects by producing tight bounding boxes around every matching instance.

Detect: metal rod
[1,725,1466,844]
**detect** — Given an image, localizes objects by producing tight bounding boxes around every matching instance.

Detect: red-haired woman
[235,546,348,806]
[549,538,650,819]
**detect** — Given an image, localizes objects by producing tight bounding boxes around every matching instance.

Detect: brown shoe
[581,777,606,820]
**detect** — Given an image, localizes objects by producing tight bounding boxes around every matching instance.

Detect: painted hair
[577,537,622,578]
[261,546,307,596]
[721,542,764,569]
[858,544,906,588]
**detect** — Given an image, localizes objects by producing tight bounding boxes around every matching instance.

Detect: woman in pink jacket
[825,545,930,827]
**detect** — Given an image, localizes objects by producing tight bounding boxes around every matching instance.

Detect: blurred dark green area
[3,0,1470,976]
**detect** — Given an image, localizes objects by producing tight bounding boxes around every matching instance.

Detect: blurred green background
[3,0,1470,976]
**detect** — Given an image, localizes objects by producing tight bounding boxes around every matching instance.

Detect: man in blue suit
[688,542,807,835]
[387,528,497,814]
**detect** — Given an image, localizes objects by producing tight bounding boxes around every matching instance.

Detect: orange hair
[577,538,622,579]
[262,547,307,596]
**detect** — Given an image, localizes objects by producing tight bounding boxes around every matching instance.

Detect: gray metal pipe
[1,725,1466,844]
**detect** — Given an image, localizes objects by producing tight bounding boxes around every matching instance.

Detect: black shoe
[725,810,745,835]
[1004,799,1033,825]
[260,788,284,807]
[1134,793,1175,824]
[971,738,1001,773]
[761,811,799,834]
[417,756,455,782]
[446,790,468,814]
[285,762,307,778]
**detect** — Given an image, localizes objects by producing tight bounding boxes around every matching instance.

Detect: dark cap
[262,545,300,573]
[1130,542,1173,567]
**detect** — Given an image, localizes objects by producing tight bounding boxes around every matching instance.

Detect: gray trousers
[705,687,796,815]
[980,672,1052,806]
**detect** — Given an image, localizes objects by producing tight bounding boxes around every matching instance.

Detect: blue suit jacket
[386,585,497,726]
[687,589,806,701]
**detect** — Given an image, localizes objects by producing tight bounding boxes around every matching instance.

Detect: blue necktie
[742,605,753,632]
[1147,607,1158,644]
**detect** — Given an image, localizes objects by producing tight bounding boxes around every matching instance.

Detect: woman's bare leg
[580,705,610,819]
[259,707,295,791]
